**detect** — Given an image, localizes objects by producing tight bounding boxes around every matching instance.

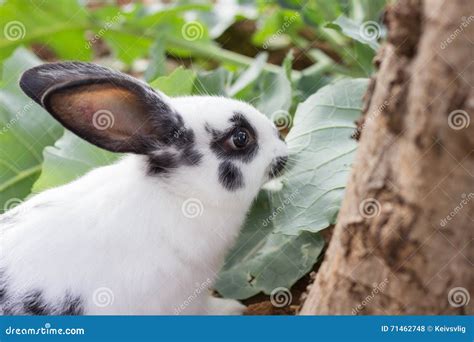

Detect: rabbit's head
[20,62,288,206]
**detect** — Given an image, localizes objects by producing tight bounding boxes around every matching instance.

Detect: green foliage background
[0,0,386,299]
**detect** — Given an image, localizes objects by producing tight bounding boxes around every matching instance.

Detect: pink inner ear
[49,84,155,141]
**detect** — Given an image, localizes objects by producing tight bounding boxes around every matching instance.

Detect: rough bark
[301,0,473,315]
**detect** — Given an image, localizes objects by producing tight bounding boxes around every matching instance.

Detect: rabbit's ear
[20,62,180,154]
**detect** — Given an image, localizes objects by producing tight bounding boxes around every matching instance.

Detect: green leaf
[0,0,91,62]
[298,0,344,27]
[273,78,368,235]
[297,74,333,102]
[350,0,387,23]
[0,48,63,212]
[102,30,151,65]
[192,67,232,96]
[228,52,267,97]
[144,37,167,82]
[32,131,119,194]
[215,191,324,299]
[252,9,303,49]
[328,15,380,50]
[150,67,196,97]
[254,64,292,118]
[190,1,256,39]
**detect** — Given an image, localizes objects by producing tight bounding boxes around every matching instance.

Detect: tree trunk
[301,0,473,315]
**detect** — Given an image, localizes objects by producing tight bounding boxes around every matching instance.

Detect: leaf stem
[0,165,42,192]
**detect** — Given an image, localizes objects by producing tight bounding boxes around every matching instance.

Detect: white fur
[0,96,287,315]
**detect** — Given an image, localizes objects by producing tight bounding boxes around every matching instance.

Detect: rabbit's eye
[230,128,250,149]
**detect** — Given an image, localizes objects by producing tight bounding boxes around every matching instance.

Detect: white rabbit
[0,62,288,315]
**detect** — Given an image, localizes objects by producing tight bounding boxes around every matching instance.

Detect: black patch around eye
[218,161,244,191]
[207,112,259,163]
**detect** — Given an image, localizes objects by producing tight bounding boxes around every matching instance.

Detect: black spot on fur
[61,294,84,315]
[0,268,84,316]
[182,147,203,165]
[23,291,50,315]
[147,118,202,175]
[0,269,7,304]
[208,112,259,164]
[2,290,84,316]
[218,161,244,191]
[148,152,179,174]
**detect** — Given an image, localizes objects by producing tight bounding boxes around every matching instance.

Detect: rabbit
[0,62,288,315]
